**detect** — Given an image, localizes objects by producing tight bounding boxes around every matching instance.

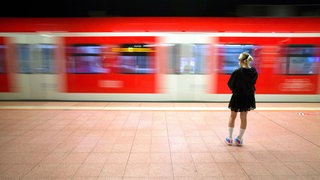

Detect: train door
[11,34,58,100]
[163,34,211,101]
[0,37,10,92]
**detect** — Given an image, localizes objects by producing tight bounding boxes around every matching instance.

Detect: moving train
[0,17,319,102]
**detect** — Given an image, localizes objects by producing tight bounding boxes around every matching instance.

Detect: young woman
[225,52,258,146]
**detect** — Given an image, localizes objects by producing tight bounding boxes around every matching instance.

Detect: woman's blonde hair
[238,52,253,63]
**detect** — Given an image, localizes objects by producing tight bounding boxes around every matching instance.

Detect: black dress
[227,67,258,112]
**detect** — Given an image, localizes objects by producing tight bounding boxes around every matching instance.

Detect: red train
[0,17,319,102]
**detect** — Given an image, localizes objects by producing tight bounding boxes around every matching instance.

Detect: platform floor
[0,101,319,179]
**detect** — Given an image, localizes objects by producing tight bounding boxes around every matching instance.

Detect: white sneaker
[234,137,243,146]
[225,137,233,146]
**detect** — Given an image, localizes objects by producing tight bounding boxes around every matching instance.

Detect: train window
[67,44,107,74]
[280,45,318,75]
[119,44,155,74]
[0,45,6,73]
[168,44,208,74]
[38,44,55,73]
[17,44,56,74]
[18,44,31,73]
[219,44,255,74]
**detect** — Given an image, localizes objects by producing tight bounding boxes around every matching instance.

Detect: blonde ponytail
[239,52,253,63]
[247,54,253,62]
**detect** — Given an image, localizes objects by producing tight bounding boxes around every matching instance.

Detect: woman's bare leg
[239,111,248,129]
[237,111,248,140]
[227,111,237,140]
[228,111,237,128]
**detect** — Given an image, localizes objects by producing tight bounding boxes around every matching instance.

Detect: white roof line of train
[0,32,320,37]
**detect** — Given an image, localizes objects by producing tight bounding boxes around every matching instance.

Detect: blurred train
[0,17,319,102]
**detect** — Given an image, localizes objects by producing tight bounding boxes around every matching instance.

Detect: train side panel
[215,36,320,95]
[63,36,157,93]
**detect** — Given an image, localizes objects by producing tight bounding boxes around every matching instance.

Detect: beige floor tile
[213,152,237,163]
[191,152,215,163]
[128,152,151,164]
[51,163,81,178]
[261,161,295,175]
[240,162,271,176]
[0,164,35,178]
[150,152,171,163]
[99,163,126,177]
[217,162,247,176]
[106,152,130,163]
[285,162,319,175]
[24,163,60,178]
[194,163,222,176]
[84,152,109,164]
[171,152,193,163]
[124,163,149,177]
[231,151,258,162]
[62,152,89,164]
[172,163,197,177]
[73,163,104,177]
[149,163,173,177]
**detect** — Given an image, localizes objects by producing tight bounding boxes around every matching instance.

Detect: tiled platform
[0,101,319,179]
